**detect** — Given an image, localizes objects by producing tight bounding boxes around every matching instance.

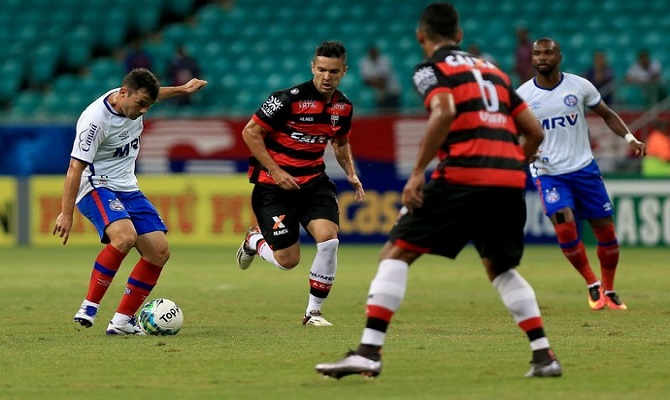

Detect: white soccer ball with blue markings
[139,298,183,335]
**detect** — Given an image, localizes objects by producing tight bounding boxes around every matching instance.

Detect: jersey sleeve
[582,78,602,108]
[71,112,108,163]
[508,88,529,117]
[412,63,452,110]
[252,90,291,132]
[336,103,353,137]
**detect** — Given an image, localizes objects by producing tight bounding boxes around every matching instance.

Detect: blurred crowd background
[0,0,668,121]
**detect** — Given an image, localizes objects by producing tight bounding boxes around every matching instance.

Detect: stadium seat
[29,44,60,87]
[0,61,23,103]
[8,90,42,119]
[162,24,192,48]
[3,0,670,119]
[164,0,196,17]
[96,10,129,51]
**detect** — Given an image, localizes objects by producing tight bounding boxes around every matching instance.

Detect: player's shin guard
[493,269,550,350]
[361,259,409,347]
[306,239,338,313]
[593,223,619,291]
[87,244,127,304]
[117,258,163,316]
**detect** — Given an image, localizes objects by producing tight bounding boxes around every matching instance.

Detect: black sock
[357,344,382,361]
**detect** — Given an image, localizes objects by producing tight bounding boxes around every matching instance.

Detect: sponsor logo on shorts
[272,215,286,229]
[109,199,125,211]
[603,202,613,212]
[272,214,288,236]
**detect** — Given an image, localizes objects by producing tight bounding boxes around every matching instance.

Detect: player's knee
[153,247,170,266]
[110,231,138,252]
[275,253,299,269]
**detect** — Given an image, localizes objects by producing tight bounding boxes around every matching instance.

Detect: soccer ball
[139,298,184,335]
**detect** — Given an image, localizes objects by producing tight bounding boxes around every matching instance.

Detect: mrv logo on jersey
[539,113,578,130]
[113,138,139,157]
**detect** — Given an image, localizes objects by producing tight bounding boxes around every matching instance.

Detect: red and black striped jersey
[412,45,528,189]
[249,80,353,186]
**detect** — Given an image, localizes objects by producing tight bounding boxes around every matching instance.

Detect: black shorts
[251,175,339,250]
[389,181,526,273]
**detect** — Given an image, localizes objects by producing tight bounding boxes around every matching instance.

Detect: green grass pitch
[1,244,668,399]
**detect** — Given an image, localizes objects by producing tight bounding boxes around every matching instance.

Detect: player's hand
[348,174,365,202]
[53,213,73,245]
[629,140,646,157]
[182,78,208,93]
[271,168,300,190]
[402,173,425,214]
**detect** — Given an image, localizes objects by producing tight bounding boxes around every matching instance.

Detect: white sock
[111,312,132,326]
[306,239,338,315]
[360,259,408,346]
[248,233,263,251]
[492,269,541,324]
[257,240,288,270]
[81,299,99,308]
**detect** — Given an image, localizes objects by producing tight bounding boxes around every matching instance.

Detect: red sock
[116,259,163,316]
[555,222,599,285]
[519,316,543,331]
[86,244,127,304]
[593,224,619,291]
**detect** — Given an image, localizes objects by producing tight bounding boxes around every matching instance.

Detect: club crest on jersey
[544,188,560,204]
[108,199,125,211]
[290,88,299,95]
[330,114,339,127]
[563,94,578,107]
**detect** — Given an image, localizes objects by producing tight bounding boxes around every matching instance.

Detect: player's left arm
[157,78,208,101]
[591,101,646,157]
[332,135,365,202]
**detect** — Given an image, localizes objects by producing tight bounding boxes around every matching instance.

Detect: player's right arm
[55,111,106,244]
[241,118,300,190]
[53,158,87,245]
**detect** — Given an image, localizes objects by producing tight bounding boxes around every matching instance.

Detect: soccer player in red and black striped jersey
[316,3,562,378]
[236,41,365,327]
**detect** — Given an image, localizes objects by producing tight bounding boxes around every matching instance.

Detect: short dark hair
[534,37,562,54]
[315,41,347,63]
[419,2,459,41]
[122,68,160,100]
